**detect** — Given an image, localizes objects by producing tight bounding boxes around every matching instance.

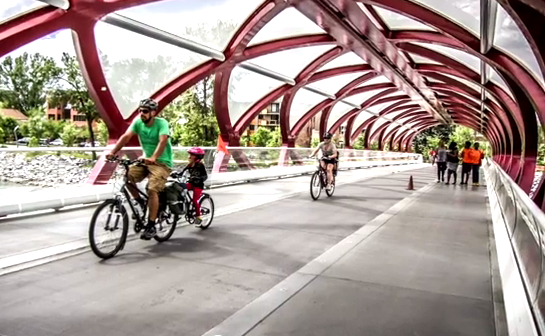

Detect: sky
[0,0,543,126]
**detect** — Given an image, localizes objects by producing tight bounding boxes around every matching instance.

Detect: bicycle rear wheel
[310,171,322,200]
[325,176,336,197]
[198,194,215,230]
[89,199,129,259]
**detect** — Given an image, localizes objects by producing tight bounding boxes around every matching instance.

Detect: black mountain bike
[89,158,214,259]
[310,157,336,200]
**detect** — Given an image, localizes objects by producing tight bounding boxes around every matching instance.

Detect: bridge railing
[0,147,422,217]
[485,159,545,335]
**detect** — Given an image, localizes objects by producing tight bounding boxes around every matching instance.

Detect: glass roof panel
[327,101,354,130]
[312,72,367,96]
[485,91,501,107]
[409,0,480,37]
[250,7,326,45]
[344,88,390,106]
[413,42,481,74]
[494,3,545,87]
[116,0,259,51]
[248,45,335,79]
[372,5,435,31]
[95,21,208,118]
[228,66,284,125]
[408,52,442,65]
[318,52,366,71]
[424,76,446,83]
[384,123,400,136]
[359,75,392,86]
[352,111,377,133]
[487,64,514,99]
[289,87,327,129]
[438,73,482,93]
[0,0,46,24]
[367,101,397,114]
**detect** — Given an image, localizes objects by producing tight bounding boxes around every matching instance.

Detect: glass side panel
[372,5,435,31]
[1,29,75,63]
[494,3,545,87]
[289,87,327,129]
[318,52,366,71]
[413,42,481,74]
[384,123,400,136]
[95,21,208,118]
[424,75,446,83]
[368,118,390,136]
[344,88,390,106]
[327,101,354,130]
[248,45,335,79]
[312,72,368,95]
[487,64,515,99]
[228,65,284,125]
[352,111,376,133]
[440,73,482,93]
[409,0,480,37]
[0,29,75,100]
[250,7,326,46]
[408,52,442,65]
[0,0,45,24]
[116,0,260,51]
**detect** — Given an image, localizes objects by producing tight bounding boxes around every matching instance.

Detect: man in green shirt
[106,98,173,240]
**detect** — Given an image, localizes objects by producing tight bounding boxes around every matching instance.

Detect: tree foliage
[61,123,78,147]
[538,124,545,166]
[251,127,273,147]
[352,134,365,150]
[50,52,99,158]
[0,52,60,115]
[0,116,18,142]
[449,126,474,148]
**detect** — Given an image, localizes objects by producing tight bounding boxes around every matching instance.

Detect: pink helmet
[188,147,205,158]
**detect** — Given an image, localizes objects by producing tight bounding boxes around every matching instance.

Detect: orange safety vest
[461,148,473,163]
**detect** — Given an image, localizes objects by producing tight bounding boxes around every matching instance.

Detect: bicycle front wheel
[198,194,215,230]
[310,171,322,200]
[89,199,129,259]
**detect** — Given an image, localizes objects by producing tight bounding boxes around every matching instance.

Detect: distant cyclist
[180,147,208,226]
[310,132,338,191]
[106,98,173,240]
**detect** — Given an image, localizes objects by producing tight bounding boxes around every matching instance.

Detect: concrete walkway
[204,174,495,336]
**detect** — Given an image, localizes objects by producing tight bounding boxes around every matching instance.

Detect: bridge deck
[0,166,496,336]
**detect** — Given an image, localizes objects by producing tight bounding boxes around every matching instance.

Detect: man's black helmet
[139,98,158,111]
[323,132,332,139]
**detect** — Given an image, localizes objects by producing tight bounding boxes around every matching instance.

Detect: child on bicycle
[182,147,208,226]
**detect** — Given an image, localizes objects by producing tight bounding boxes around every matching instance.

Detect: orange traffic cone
[407,175,414,190]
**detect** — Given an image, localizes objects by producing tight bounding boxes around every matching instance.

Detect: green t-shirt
[129,117,173,168]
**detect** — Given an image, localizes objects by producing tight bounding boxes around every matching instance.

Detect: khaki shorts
[128,163,171,193]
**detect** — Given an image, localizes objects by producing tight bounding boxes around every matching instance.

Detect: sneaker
[445,182,450,185]
[140,225,156,240]
[194,217,202,227]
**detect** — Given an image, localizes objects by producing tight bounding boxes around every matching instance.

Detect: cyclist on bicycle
[180,147,208,226]
[106,98,173,240]
[310,132,338,191]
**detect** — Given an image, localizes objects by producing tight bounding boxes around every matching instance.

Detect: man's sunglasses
[139,109,151,114]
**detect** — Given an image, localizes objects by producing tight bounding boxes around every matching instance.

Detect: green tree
[267,128,281,147]
[413,125,454,154]
[27,108,45,140]
[352,134,365,150]
[0,52,61,115]
[251,127,272,147]
[0,116,18,142]
[538,124,545,166]
[172,78,219,146]
[240,133,251,147]
[61,123,78,147]
[449,126,474,148]
[311,136,320,148]
[0,126,5,143]
[50,53,99,158]
[42,119,64,140]
[96,120,109,145]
